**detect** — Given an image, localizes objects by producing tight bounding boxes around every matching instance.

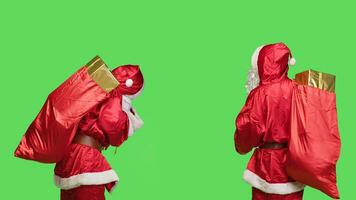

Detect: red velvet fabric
[252,188,303,200]
[286,84,341,199]
[61,185,105,200]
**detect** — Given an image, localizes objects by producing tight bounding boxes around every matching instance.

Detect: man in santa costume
[54,65,144,200]
[234,43,304,200]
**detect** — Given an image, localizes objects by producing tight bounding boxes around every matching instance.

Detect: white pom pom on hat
[289,57,296,66]
[125,79,133,87]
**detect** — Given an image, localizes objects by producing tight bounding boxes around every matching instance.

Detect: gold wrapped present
[86,56,119,93]
[295,69,336,93]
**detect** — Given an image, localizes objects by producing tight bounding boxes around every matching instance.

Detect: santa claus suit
[55,65,144,200]
[234,43,304,199]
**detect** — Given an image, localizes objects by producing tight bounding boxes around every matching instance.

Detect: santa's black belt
[259,142,287,149]
[73,133,103,152]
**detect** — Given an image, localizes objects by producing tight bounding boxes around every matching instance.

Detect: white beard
[245,46,263,94]
[245,66,260,94]
[122,95,144,136]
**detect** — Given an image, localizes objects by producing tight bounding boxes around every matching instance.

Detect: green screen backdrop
[0,1,354,199]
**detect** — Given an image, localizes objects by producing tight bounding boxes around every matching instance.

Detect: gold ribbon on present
[86,56,119,93]
[295,69,336,93]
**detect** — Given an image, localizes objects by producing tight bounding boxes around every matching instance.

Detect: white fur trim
[125,79,133,87]
[243,170,304,194]
[251,45,264,70]
[289,57,296,66]
[54,169,119,190]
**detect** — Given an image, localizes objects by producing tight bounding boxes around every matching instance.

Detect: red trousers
[61,185,105,200]
[252,188,303,200]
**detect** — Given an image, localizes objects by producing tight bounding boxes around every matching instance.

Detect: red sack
[14,57,119,163]
[286,84,341,199]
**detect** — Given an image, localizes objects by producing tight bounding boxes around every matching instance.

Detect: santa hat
[111,65,144,96]
[246,43,295,93]
[251,43,296,70]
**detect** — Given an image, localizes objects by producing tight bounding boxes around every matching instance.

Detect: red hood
[111,65,144,96]
[258,43,292,85]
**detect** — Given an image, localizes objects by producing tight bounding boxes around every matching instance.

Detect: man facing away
[234,43,304,200]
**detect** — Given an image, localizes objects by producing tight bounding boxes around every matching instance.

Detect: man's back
[234,43,305,197]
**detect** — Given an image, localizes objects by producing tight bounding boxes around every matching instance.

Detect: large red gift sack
[286,83,341,199]
[14,56,119,163]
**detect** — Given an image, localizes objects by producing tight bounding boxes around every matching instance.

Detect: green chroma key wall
[0,0,354,199]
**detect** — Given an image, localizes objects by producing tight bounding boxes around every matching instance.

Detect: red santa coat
[234,43,304,195]
[54,94,130,193]
[55,64,144,193]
